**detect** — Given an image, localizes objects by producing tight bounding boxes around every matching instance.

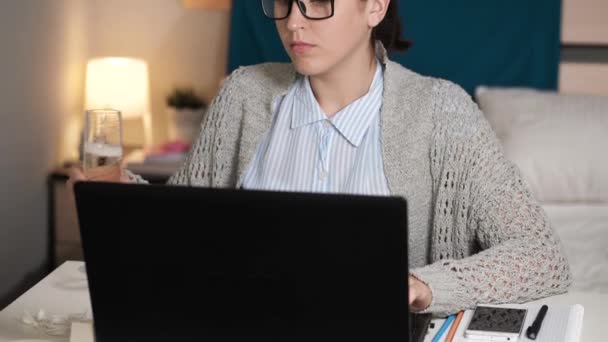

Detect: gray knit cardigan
[137,46,571,315]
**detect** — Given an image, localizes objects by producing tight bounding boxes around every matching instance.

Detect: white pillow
[475,86,608,203]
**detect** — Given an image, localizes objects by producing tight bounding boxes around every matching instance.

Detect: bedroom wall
[562,0,608,44]
[85,0,231,146]
[0,0,87,308]
[560,0,608,95]
[0,0,231,308]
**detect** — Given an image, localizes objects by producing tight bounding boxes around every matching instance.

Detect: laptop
[75,182,411,341]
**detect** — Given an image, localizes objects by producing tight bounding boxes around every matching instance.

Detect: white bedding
[542,204,608,293]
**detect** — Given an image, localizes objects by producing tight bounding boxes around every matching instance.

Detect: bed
[476,87,608,294]
[543,204,608,293]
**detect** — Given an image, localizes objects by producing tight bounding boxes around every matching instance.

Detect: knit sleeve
[121,69,245,186]
[167,68,246,186]
[410,81,572,315]
[124,169,149,184]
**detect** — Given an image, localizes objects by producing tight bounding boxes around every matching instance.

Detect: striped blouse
[240,59,390,196]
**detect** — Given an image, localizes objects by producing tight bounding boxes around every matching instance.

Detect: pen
[526,304,549,340]
[445,311,465,342]
[431,314,456,342]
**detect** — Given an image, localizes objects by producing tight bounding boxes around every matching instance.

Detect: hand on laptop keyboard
[409,275,432,312]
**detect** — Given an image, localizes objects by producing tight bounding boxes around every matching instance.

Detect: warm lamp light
[85,57,152,146]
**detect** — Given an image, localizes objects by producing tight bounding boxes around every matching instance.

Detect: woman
[69,0,571,314]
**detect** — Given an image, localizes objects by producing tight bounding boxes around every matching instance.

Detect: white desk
[0,261,90,342]
[1,261,605,342]
[422,293,602,342]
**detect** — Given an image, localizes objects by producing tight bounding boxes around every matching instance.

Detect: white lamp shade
[85,57,150,119]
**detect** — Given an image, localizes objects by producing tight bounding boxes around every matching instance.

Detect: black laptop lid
[75,182,409,341]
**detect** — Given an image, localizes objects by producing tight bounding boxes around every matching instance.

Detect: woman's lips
[290,42,315,54]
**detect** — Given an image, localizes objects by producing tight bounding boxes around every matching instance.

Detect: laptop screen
[76,182,410,340]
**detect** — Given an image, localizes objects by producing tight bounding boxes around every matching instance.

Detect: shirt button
[319,170,328,180]
[323,120,331,128]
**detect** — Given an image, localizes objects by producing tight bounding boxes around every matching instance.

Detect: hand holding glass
[82,109,124,182]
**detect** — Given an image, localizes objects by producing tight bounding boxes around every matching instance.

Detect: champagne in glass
[83,109,123,182]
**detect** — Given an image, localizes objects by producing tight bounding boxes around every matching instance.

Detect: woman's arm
[120,70,245,186]
[167,69,246,186]
[411,81,572,315]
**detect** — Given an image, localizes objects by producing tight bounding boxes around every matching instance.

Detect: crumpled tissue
[20,309,92,336]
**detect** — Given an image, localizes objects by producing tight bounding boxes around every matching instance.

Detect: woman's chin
[292,61,326,77]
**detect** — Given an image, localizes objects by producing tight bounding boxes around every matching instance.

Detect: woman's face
[275,0,382,77]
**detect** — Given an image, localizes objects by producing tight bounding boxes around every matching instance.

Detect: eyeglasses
[261,0,335,20]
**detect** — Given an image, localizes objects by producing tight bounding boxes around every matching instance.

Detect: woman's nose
[286,1,306,31]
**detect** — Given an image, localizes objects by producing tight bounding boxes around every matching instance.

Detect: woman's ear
[367,0,390,28]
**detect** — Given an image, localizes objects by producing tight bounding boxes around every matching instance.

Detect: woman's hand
[66,164,131,203]
[66,166,87,199]
[409,275,432,312]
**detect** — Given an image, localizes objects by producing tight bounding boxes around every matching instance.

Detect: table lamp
[85,57,152,149]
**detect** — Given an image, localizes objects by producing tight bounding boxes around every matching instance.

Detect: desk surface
[0,261,605,342]
[0,262,90,341]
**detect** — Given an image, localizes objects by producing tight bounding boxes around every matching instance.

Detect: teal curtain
[228,0,561,94]
[227,1,289,68]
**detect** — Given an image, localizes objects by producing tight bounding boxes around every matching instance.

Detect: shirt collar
[291,76,327,128]
[332,59,384,146]
[291,58,384,147]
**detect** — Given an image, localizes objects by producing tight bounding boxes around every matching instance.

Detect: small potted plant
[166,87,207,145]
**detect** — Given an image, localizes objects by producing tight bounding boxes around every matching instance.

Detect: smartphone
[464,306,528,341]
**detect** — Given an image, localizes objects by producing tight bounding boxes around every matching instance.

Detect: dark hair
[372,0,411,52]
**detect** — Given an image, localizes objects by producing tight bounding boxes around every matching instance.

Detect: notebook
[427,304,584,342]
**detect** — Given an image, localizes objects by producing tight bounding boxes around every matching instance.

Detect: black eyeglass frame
[260,0,335,21]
